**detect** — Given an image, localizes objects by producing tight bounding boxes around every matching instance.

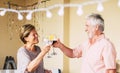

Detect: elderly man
[53,13,116,73]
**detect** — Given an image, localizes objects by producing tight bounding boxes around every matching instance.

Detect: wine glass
[43,34,57,58]
[48,34,57,55]
[43,36,52,58]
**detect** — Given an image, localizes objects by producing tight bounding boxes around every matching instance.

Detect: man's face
[85,20,97,39]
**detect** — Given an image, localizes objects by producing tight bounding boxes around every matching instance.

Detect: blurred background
[0,0,120,73]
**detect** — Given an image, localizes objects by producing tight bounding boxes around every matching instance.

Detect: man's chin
[88,35,93,39]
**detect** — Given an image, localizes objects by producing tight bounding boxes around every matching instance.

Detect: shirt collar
[88,33,105,45]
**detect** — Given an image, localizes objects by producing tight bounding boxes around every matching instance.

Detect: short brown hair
[19,24,35,44]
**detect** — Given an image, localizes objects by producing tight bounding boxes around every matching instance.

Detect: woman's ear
[24,37,28,42]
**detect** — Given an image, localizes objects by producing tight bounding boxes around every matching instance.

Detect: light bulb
[118,0,120,7]
[46,10,52,18]
[97,3,104,12]
[0,10,6,16]
[18,13,23,20]
[58,6,64,16]
[26,12,33,20]
[77,6,83,16]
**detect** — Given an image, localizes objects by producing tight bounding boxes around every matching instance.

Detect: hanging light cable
[0,0,108,20]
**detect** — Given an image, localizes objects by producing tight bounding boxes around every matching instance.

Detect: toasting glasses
[43,34,57,58]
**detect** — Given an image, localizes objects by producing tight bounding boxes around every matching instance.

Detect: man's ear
[95,25,99,30]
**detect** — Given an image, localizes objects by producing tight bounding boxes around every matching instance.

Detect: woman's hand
[42,45,51,53]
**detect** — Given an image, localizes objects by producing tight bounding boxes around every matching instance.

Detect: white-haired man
[53,13,116,73]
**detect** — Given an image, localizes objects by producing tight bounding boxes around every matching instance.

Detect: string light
[118,0,120,7]
[58,6,64,16]
[0,10,6,16]
[46,10,52,18]
[0,0,109,20]
[77,5,83,16]
[18,13,23,20]
[97,2,104,12]
[26,11,33,20]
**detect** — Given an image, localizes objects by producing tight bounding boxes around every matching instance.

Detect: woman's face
[25,29,39,44]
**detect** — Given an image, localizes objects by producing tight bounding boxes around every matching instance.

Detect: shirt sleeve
[102,42,116,69]
[73,44,83,58]
[17,48,31,73]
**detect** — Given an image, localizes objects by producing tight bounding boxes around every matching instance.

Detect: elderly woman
[17,24,52,73]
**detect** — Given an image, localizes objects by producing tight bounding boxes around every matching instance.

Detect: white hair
[86,13,104,32]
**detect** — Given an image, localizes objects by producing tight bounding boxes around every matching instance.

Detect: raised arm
[106,69,116,73]
[26,45,51,72]
[53,39,75,58]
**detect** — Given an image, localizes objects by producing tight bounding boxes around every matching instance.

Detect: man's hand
[45,69,52,73]
[106,69,116,73]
